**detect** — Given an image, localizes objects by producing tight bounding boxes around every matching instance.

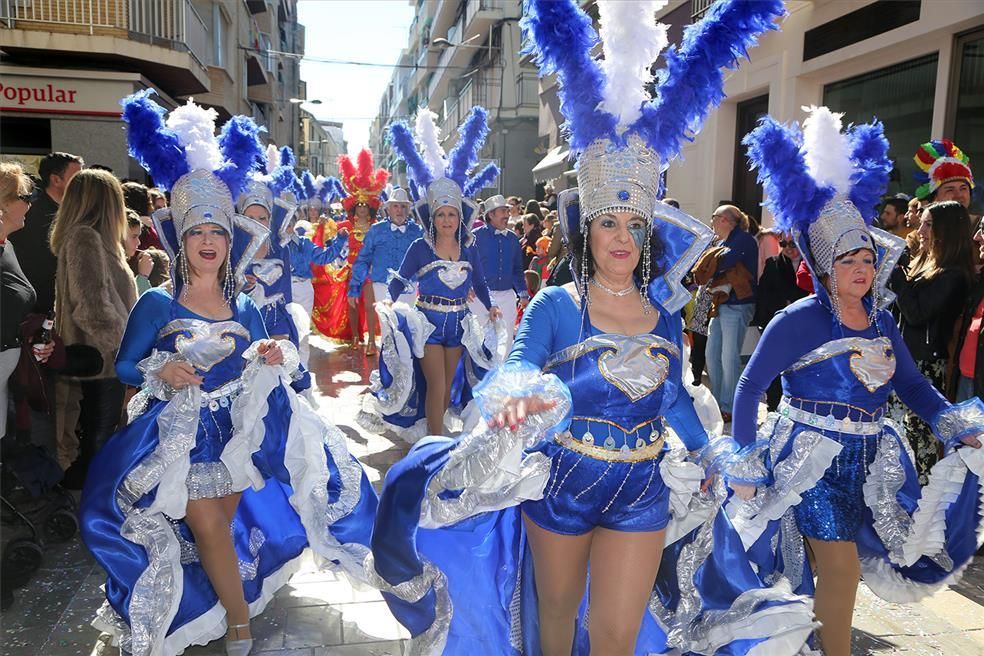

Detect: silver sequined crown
[237,178,274,216]
[576,134,662,224]
[806,197,876,276]
[171,169,236,237]
[427,177,463,216]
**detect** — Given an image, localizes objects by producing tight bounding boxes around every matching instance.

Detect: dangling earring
[640,234,652,314]
[179,245,191,300]
[223,256,235,304]
[829,265,842,324]
[581,238,591,306]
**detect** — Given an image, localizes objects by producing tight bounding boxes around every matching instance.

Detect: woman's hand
[160,360,203,389]
[730,482,757,500]
[700,473,716,493]
[489,395,557,431]
[257,340,283,366]
[32,342,55,364]
[961,431,983,449]
[489,306,502,322]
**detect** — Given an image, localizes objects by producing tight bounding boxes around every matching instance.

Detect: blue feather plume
[216,116,264,199]
[637,0,784,162]
[279,146,296,169]
[463,162,500,198]
[847,122,891,223]
[120,89,189,191]
[742,116,831,236]
[446,106,490,187]
[388,121,434,190]
[269,166,296,198]
[321,176,345,204]
[301,170,318,201]
[521,0,614,155]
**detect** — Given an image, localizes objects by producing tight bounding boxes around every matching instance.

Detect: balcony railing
[1,0,209,69]
[691,0,714,21]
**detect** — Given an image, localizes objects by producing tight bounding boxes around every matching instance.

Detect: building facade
[368,0,540,201]
[532,0,983,225]
[0,0,306,179]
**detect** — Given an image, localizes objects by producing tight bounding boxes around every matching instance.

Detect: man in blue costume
[348,187,422,308]
[469,193,529,349]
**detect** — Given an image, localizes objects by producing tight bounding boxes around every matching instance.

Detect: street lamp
[289,98,323,104]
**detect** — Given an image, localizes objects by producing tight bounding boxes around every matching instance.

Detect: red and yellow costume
[311,149,388,342]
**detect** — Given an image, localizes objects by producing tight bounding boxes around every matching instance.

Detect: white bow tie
[495,229,510,237]
[391,223,406,233]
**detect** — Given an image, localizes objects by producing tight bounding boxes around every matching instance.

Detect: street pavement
[2,334,983,655]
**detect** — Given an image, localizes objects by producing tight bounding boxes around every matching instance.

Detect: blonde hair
[49,169,128,259]
[0,161,33,209]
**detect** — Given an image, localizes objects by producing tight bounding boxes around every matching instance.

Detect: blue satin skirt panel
[522,441,670,535]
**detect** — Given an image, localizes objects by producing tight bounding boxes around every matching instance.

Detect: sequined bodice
[782,335,896,413]
[416,260,473,300]
[544,331,680,447]
[156,318,252,391]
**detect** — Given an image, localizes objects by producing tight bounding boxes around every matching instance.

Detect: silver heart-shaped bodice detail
[436,261,470,289]
[161,319,251,372]
[596,334,673,401]
[253,259,284,286]
[848,337,895,392]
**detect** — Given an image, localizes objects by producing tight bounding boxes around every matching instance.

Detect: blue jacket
[348,220,423,297]
[472,223,528,298]
[714,228,759,305]
[289,236,345,280]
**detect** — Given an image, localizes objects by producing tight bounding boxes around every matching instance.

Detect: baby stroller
[1,332,102,610]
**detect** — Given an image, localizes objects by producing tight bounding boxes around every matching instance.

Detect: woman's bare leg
[807,538,861,656]
[441,346,462,416]
[523,514,592,656]
[185,494,251,640]
[421,345,448,435]
[587,527,665,655]
[363,282,378,355]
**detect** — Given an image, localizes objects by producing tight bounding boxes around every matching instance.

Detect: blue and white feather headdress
[521,0,784,312]
[743,105,902,313]
[121,89,268,300]
[387,105,499,247]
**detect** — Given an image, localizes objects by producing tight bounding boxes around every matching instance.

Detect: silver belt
[777,399,884,435]
[200,379,243,410]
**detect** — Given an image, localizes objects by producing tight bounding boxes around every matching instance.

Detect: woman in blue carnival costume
[79,91,377,656]
[366,2,817,655]
[289,170,348,367]
[361,106,506,439]
[728,106,984,656]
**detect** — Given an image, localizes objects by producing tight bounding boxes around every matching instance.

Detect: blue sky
[297,0,416,154]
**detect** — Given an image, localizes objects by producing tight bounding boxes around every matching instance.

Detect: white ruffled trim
[729,429,842,551]
[859,555,973,604]
[93,554,305,655]
[661,444,714,546]
[897,444,984,567]
[704,587,818,656]
[369,302,432,417]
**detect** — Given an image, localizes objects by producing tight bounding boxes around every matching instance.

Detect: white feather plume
[801,105,854,195]
[265,144,279,175]
[414,109,447,178]
[315,175,325,193]
[598,0,669,127]
[165,99,222,172]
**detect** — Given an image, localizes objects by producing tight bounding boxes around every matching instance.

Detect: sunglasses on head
[779,240,797,248]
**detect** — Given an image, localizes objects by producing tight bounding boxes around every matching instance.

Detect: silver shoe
[225,623,253,656]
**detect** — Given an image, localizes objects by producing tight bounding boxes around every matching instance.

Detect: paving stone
[283,605,344,648]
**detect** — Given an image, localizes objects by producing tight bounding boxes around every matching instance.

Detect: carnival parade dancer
[469,193,529,349]
[366,2,817,655]
[80,91,377,656]
[362,106,506,439]
[289,171,348,367]
[729,106,984,656]
[311,149,388,352]
[347,186,423,350]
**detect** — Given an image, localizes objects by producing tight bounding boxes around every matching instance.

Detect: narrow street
[2,335,983,655]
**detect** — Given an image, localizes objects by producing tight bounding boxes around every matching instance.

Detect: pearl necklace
[589,277,635,297]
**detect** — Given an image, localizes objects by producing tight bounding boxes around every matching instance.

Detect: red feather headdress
[338,148,389,213]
